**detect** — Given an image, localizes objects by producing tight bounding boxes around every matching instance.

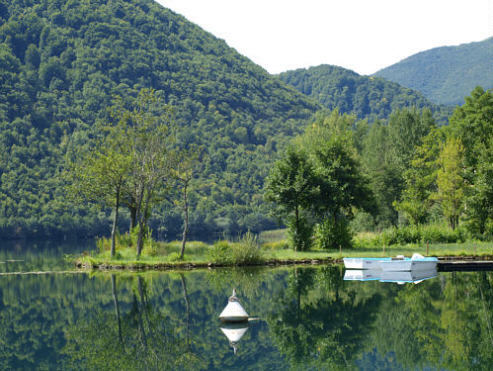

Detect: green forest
[278,64,452,124]
[266,87,493,250]
[375,37,493,106]
[0,0,492,247]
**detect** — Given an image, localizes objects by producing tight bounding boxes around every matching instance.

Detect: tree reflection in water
[1,267,493,369]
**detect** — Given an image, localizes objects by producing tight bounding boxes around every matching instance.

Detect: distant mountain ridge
[374,37,493,106]
[279,64,451,123]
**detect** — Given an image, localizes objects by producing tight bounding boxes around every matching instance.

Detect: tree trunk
[135,185,145,258]
[129,204,137,231]
[179,182,189,259]
[137,219,145,258]
[137,186,152,257]
[294,205,299,252]
[111,184,121,257]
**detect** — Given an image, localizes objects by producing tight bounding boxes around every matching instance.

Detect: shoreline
[75,257,336,271]
[75,255,493,272]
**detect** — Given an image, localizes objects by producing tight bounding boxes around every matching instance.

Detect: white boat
[219,289,249,323]
[343,257,391,270]
[379,253,438,272]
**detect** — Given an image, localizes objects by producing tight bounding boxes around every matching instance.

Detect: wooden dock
[438,260,493,272]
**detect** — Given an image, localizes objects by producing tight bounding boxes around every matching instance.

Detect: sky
[157,0,492,76]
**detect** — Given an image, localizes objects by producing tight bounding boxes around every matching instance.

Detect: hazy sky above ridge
[157,0,492,75]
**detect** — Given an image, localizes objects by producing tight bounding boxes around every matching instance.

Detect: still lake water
[1,241,493,370]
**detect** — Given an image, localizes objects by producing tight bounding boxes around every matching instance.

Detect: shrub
[359,223,470,247]
[231,232,264,265]
[168,252,183,262]
[315,217,353,250]
[262,240,290,250]
[208,240,233,264]
[287,216,314,251]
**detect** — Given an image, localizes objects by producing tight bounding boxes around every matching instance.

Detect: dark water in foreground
[1,241,493,370]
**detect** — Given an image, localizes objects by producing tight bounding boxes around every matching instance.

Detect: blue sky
[158,0,492,75]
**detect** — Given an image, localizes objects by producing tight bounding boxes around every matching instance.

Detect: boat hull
[380,258,438,272]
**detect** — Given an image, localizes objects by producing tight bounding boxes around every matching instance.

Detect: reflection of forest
[0,267,493,369]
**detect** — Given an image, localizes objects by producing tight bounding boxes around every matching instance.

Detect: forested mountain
[278,65,451,123]
[0,0,321,239]
[374,37,493,106]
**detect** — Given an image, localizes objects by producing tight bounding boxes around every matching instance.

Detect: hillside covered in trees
[374,37,493,106]
[1,0,489,243]
[278,64,452,123]
[0,0,321,239]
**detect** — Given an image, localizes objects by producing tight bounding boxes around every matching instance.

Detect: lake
[1,241,492,370]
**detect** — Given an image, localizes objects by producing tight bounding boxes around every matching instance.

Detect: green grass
[77,230,493,270]
[259,229,287,244]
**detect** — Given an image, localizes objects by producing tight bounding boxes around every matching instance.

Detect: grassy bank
[76,235,334,270]
[75,229,493,270]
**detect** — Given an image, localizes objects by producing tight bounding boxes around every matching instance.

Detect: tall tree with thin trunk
[433,138,466,230]
[66,121,132,257]
[173,147,201,259]
[114,89,175,257]
[265,146,319,251]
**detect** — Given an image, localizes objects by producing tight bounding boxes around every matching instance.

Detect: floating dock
[438,260,493,272]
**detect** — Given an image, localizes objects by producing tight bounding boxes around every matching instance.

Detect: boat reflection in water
[344,267,438,285]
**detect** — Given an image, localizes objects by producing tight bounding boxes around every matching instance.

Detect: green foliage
[449,87,493,237]
[264,146,318,250]
[375,37,493,105]
[303,110,375,218]
[360,108,437,228]
[95,227,154,254]
[464,154,493,239]
[264,146,319,216]
[386,107,435,173]
[266,110,374,250]
[354,224,469,247]
[208,233,264,264]
[315,217,353,250]
[394,128,443,225]
[208,240,232,264]
[286,213,314,251]
[279,64,451,123]
[167,252,182,261]
[360,121,400,228]
[231,231,264,265]
[262,239,290,250]
[433,138,466,229]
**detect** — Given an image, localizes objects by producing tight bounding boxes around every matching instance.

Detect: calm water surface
[1,241,492,370]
